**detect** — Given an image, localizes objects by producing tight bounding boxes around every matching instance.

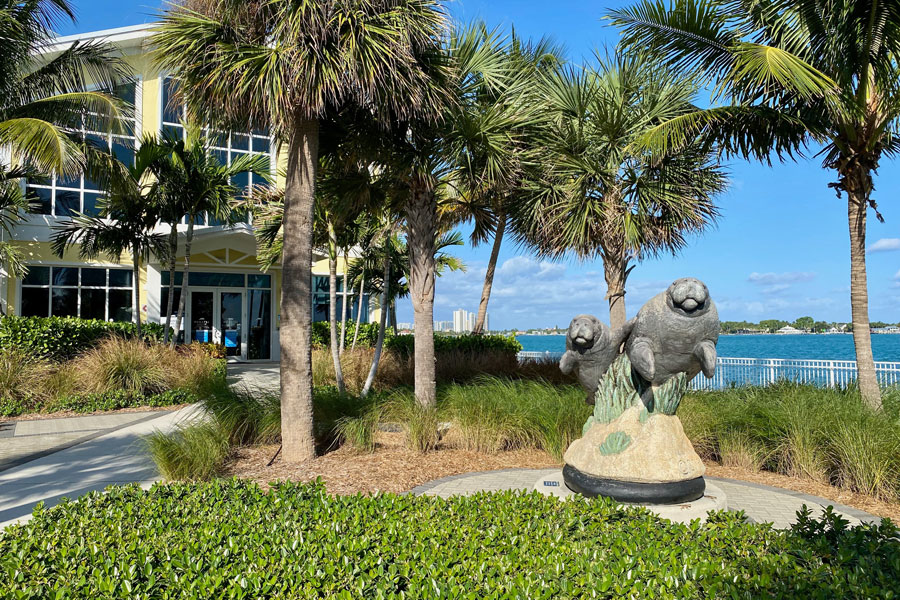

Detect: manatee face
[567,315,606,351]
[665,278,712,318]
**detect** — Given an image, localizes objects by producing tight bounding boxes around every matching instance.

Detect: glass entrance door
[188,289,248,361]
[220,291,244,358]
[190,291,214,344]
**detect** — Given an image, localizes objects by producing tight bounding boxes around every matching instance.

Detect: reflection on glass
[220,292,242,357]
[249,290,271,360]
[191,291,214,343]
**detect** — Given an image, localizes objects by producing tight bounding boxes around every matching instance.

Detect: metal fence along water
[516,352,900,389]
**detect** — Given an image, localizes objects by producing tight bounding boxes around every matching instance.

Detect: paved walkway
[228,362,279,392]
[411,468,880,529]
[0,411,172,473]
[0,406,198,529]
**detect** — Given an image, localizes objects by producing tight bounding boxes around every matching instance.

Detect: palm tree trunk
[406,180,437,408]
[361,254,390,397]
[279,117,319,463]
[327,222,345,394]
[132,252,141,337]
[351,269,365,350]
[339,250,349,355]
[173,216,194,347]
[473,212,505,335]
[604,252,627,330]
[847,185,882,409]
[164,226,178,347]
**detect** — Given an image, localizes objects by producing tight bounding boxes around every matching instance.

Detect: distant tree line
[721,319,900,334]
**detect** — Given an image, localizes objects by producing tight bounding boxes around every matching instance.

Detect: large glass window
[20,266,134,321]
[312,275,368,323]
[162,77,273,225]
[26,83,138,217]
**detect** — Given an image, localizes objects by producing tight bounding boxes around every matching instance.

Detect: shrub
[0,347,52,416]
[311,320,389,349]
[44,389,196,414]
[680,382,900,500]
[146,420,230,481]
[73,337,169,395]
[0,316,164,360]
[1,480,898,598]
[385,333,522,357]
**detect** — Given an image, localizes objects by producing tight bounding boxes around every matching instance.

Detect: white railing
[515,352,900,389]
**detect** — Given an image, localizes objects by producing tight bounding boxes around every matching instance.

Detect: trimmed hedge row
[0,316,165,360]
[311,320,390,349]
[0,388,197,418]
[385,333,523,356]
[1,479,897,598]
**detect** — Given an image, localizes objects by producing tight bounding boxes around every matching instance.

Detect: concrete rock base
[534,471,728,524]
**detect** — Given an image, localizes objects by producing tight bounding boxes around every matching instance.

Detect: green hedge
[1,480,897,598]
[0,316,165,360]
[0,388,196,418]
[311,320,391,349]
[385,333,522,357]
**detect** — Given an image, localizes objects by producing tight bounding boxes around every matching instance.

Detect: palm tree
[51,138,171,335]
[512,53,727,329]
[609,0,897,409]
[0,0,128,181]
[0,166,32,285]
[158,124,270,349]
[374,23,509,407]
[154,0,447,462]
[442,32,563,335]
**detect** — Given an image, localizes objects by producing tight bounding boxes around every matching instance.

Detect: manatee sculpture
[625,277,719,387]
[560,315,633,404]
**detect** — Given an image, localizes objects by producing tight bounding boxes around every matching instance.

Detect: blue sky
[61,1,900,329]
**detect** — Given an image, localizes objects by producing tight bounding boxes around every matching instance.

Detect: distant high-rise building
[453,308,467,333]
[434,320,453,332]
[396,322,414,331]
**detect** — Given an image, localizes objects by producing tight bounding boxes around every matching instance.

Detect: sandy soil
[224,432,900,522]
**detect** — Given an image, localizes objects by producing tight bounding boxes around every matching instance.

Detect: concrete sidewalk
[0,411,172,473]
[0,405,199,529]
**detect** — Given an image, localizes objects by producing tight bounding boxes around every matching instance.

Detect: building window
[26,82,139,217]
[162,77,273,225]
[20,266,134,321]
[312,275,369,323]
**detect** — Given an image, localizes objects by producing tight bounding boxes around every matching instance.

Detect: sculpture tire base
[562,464,705,504]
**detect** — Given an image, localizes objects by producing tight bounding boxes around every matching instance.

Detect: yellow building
[0,24,373,361]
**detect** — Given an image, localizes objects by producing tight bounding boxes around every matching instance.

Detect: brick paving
[411,468,879,529]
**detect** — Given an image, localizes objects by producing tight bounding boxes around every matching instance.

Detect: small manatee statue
[625,277,719,388]
[560,314,634,404]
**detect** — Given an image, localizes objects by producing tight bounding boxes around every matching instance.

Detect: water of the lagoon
[516,333,900,362]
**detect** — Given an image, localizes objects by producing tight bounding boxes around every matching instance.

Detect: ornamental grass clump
[2,480,898,598]
[146,420,230,481]
[681,382,900,499]
[0,347,52,415]
[73,336,169,395]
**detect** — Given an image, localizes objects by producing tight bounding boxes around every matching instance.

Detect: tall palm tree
[375,22,508,407]
[154,0,447,462]
[512,53,727,329]
[443,32,563,335]
[0,0,128,180]
[158,124,270,349]
[51,138,171,335]
[609,0,898,409]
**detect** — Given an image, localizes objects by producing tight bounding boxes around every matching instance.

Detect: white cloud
[747,271,816,285]
[867,238,900,253]
[895,268,900,280]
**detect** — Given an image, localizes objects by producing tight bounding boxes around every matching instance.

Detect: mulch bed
[224,432,900,523]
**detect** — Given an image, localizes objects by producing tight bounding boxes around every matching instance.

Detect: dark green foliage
[385,333,523,357]
[0,389,196,417]
[0,316,164,360]
[311,320,389,349]
[1,479,897,598]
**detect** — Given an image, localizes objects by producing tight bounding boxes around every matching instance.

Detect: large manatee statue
[560,314,633,404]
[625,277,719,387]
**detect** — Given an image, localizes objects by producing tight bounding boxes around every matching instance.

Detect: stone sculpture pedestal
[533,471,727,524]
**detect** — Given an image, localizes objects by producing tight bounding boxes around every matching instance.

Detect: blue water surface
[516,334,900,362]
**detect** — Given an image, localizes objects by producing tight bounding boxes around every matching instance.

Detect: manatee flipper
[610,317,636,349]
[694,340,717,378]
[629,337,655,381]
[559,351,577,375]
